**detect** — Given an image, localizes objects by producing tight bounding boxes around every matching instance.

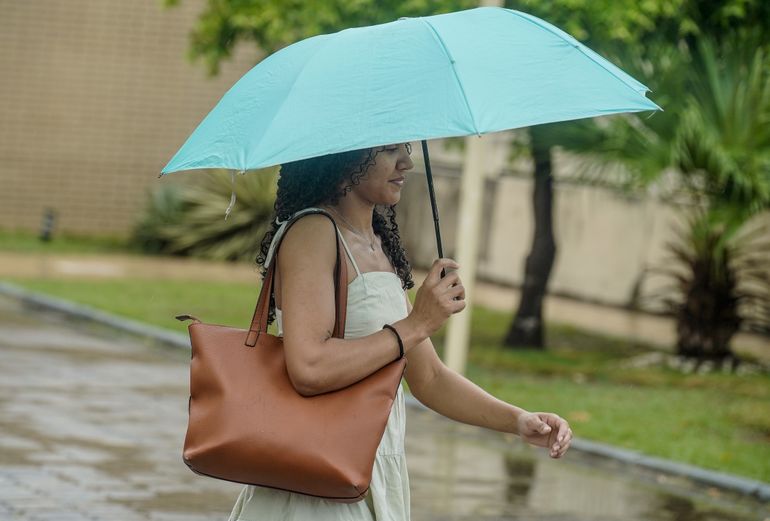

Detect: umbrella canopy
[161,6,659,174]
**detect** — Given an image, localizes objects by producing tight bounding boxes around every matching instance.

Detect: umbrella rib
[248,35,338,168]
[419,18,480,136]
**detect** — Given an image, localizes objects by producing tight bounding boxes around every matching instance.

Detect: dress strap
[264,207,325,267]
[334,228,362,277]
[264,207,362,278]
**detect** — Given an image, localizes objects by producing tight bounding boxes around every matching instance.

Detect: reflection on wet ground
[407,411,768,520]
[0,295,767,520]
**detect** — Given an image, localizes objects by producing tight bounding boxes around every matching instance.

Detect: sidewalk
[1,251,767,361]
[1,294,766,520]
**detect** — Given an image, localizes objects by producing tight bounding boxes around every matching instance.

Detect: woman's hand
[517,412,573,459]
[406,258,466,338]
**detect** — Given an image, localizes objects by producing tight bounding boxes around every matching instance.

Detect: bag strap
[245,209,348,346]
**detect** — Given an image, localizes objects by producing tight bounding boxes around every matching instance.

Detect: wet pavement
[0,294,767,521]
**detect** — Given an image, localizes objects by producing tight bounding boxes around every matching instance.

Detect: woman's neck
[323,197,374,232]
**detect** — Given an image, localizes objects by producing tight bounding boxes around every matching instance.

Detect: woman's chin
[382,194,401,206]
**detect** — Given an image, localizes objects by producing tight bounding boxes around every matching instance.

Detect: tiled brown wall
[0,0,256,235]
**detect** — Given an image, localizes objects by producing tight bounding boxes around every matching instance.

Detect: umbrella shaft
[421,140,445,270]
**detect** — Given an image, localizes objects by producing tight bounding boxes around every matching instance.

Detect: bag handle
[246,209,348,346]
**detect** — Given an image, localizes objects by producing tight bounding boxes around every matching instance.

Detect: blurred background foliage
[133,169,277,261]
[156,0,770,363]
[550,35,770,362]
[163,0,770,75]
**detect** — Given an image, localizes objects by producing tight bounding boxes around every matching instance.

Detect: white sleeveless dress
[228,208,411,521]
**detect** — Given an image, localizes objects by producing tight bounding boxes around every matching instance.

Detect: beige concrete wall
[484,178,682,307]
[399,172,676,308]
[401,136,768,310]
[0,0,256,234]
[400,140,693,309]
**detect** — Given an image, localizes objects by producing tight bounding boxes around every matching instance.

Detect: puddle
[405,408,767,520]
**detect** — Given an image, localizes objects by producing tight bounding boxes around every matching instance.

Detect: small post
[39,208,56,242]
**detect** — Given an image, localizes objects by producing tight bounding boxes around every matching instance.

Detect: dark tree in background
[504,125,556,348]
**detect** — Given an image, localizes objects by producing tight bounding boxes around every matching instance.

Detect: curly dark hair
[256,146,415,324]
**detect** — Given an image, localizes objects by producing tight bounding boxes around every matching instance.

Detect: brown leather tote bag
[178,209,407,503]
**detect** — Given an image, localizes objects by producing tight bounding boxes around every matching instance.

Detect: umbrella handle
[421,140,447,279]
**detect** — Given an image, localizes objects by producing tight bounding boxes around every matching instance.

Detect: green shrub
[132,169,277,261]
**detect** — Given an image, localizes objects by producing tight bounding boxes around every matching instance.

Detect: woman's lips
[389,177,405,186]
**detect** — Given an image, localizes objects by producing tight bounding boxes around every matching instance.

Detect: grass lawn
[5,276,770,483]
[0,229,131,254]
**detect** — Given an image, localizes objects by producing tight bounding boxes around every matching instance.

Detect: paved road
[0,295,766,520]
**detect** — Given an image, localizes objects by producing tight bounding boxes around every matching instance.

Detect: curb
[1,281,768,502]
[405,394,770,501]
[563,436,770,501]
[0,281,189,350]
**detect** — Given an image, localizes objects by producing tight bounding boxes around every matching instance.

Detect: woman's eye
[383,143,410,154]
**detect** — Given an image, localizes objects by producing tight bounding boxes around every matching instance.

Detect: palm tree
[658,211,770,366]
[556,38,770,364]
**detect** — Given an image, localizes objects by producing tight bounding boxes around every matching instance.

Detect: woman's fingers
[552,433,572,458]
[433,285,465,313]
[547,416,572,458]
[436,271,461,290]
[410,258,466,335]
[560,427,573,456]
[425,258,459,286]
[447,283,465,299]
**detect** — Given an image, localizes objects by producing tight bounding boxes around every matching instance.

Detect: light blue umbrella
[161,6,659,255]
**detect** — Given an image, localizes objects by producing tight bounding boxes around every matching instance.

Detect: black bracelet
[382,324,404,360]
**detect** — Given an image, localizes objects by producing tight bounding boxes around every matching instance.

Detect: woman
[229,142,573,521]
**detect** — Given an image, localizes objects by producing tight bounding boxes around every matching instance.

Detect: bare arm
[403,293,573,458]
[278,216,457,396]
[279,217,571,455]
[403,294,526,433]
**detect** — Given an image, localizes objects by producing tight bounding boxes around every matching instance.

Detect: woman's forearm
[414,366,527,435]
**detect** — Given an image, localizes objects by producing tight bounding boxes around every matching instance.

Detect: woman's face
[347,143,414,206]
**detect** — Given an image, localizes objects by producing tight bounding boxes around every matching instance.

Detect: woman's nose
[399,147,414,171]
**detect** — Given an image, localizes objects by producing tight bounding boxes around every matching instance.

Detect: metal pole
[444,0,502,374]
[444,135,490,374]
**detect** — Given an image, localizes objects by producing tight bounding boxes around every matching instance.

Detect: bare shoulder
[276,214,337,275]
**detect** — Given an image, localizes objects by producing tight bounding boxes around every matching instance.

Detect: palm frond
[132,169,278,261]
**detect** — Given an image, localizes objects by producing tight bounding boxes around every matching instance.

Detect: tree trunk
[504,127,557,349]
[675,235,741,369]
